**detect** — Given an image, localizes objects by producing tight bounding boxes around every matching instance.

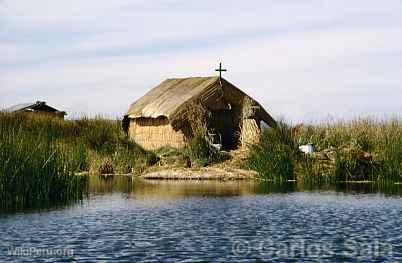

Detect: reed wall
[129,117,186,150]
[241,118,261,147]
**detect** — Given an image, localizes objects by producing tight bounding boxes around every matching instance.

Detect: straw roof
[126,77,275,127]
[4,101,66,115]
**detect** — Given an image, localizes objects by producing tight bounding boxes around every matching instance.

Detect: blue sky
[1,0,401,121]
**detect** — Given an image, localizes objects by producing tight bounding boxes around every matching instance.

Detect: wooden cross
[215,62,227,79]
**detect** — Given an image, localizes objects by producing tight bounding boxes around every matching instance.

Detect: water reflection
[1,176,402,262]
[90,175,259,198]
[89,175,402,198]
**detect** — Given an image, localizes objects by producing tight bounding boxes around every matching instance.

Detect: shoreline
[88,170,402,185]
[140,167,257,180]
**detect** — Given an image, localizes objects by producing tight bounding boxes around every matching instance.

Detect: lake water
[1,176,402,262]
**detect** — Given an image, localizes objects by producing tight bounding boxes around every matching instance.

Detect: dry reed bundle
[240,97,261,147]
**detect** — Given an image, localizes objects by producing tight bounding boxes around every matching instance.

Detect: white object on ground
[299,144,315,154]
[210,143,222,152]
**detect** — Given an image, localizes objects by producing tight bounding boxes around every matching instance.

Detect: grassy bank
[248,119,402,184]
[0,113,155,211]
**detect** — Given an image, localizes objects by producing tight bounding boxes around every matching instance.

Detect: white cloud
[1,0,401,121]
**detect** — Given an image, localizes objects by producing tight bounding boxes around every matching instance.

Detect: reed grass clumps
[247,121,298,182]
[0,116,87,211]
[0,113,155,211]
[248,118,402,183]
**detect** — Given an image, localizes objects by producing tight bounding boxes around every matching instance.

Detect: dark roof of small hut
[126,77,275,126]
[5,101,66,115]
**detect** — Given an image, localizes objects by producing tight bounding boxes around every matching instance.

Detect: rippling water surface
[1,177,402,262]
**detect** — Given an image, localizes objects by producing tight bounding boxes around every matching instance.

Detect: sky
[1,0,401,122]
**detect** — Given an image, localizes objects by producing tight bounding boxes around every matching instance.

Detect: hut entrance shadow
[209,109,239,150]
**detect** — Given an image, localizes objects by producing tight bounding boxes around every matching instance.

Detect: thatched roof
[126,77,275,126]
[5,101,66,115]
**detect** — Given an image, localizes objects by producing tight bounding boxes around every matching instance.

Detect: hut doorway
[209,109,237,149]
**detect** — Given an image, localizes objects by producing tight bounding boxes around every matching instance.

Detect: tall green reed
[0,112,155,211]
[249,118,402,183]
[247,121,297,182]
[0,126,87,211]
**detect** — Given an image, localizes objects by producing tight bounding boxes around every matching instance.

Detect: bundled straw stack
[240,97,261,147]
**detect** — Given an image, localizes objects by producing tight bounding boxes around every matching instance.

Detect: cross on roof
[215,62,227,79]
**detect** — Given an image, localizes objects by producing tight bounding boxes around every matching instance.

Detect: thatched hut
[4,101,66,119]
[123,77,276,150]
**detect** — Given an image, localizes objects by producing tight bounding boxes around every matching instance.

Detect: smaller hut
[5,101,66,119]
[124,77,276,150]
